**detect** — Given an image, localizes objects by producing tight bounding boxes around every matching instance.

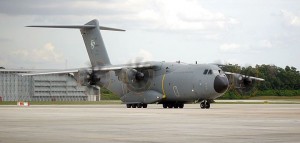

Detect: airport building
[0,69,100,102]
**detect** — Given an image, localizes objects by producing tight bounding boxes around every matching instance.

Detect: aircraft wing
[224,71,265,81]
[17,68,89,76]
[18,62,156,76]
[95,63,154,71]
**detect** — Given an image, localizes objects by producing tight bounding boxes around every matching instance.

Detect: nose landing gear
[200,100,210,109]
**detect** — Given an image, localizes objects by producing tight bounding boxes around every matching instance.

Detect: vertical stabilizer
[80,19,111,66]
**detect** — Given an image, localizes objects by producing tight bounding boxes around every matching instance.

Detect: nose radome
[214,75,229,93]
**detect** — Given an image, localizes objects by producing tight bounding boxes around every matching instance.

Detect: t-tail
[27,19,125,67]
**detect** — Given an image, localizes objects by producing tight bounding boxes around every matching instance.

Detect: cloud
[137,49,153,61]
[12,43,64,63]
[281,10,300,27]
[259,40,273,48]
[219,43,241,52]
[0,59,8,67]
[128,49,153,63]
[0,0,238,32]
[134,0,239,31]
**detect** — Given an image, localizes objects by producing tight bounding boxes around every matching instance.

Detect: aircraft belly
[120,90,163,104]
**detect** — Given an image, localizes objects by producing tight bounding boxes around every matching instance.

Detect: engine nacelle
[75,69,89,86]
[119,68,137,84]
[118,68,153,92]
[75,69,100,86]
[230,74,255,94]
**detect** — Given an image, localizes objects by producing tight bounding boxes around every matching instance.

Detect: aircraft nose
[214,75,229,93]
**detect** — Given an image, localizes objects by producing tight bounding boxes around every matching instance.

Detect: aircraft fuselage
[101,61,229,105]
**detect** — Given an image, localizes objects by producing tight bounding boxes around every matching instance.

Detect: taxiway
[0,104,300,143]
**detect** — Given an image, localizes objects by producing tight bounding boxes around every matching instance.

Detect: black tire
[126,104,132,108]
[167,103,174,108]
[137,104,142,108]
[205,103,210,109]
[174,104,179,108]
[163,104,167,108]
[200,102,205,109]
[142,104,148,108]
[132,104,137,108]
[179,103,184,108]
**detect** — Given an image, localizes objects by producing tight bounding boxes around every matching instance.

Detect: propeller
[77,62,101,86]
[87,69,101,85]
[119,57,153,92]
[221,64,258,96]
[129,57,147,81]
[232,74,254,93]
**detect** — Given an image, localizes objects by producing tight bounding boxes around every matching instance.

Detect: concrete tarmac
[0,104,300,143]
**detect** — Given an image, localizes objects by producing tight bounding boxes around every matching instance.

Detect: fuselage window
[203,69,208,74]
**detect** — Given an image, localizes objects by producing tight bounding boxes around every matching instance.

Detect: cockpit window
[203,69,208,74]
[213,70,219,74]
[208,69,212,74]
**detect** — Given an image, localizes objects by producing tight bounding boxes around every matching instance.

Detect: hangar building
[0,69,100,102]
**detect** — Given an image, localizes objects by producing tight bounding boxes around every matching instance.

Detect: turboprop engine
[230,73,256,93]
[118,68,153,92]
[76,69,101,86]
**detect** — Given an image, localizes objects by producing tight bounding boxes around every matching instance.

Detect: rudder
[80,19,111,66]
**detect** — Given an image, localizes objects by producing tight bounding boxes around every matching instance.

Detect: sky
[0,0,299,70]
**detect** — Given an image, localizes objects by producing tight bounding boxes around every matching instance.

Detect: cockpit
[202,66,229,93]
[203,69,224,75]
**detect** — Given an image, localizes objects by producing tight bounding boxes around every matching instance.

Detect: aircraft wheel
[200,102,206,109]
[142,104,148,108]
[167,103,174,108]
[179,103,184,108]
[163,104,167,108]
[126,104,132,108]
[174,104,179,108]
[137,104,142,108]
[205,102,210,109]
[132,104,137,108]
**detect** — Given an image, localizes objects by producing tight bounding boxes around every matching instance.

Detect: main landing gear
[126,103,148,108]
[162,103,184,108]
[200,100,210,109]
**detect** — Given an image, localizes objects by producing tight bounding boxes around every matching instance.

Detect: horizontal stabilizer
[99,26,125,31]
[26,25,125,31]
[26,25,95,29]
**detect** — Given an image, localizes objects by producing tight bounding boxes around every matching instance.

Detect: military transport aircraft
[22,19,264,109]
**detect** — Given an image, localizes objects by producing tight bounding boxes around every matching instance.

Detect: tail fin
[27,19,125,67]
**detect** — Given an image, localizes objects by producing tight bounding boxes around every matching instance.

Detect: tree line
[221,64,300,98]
